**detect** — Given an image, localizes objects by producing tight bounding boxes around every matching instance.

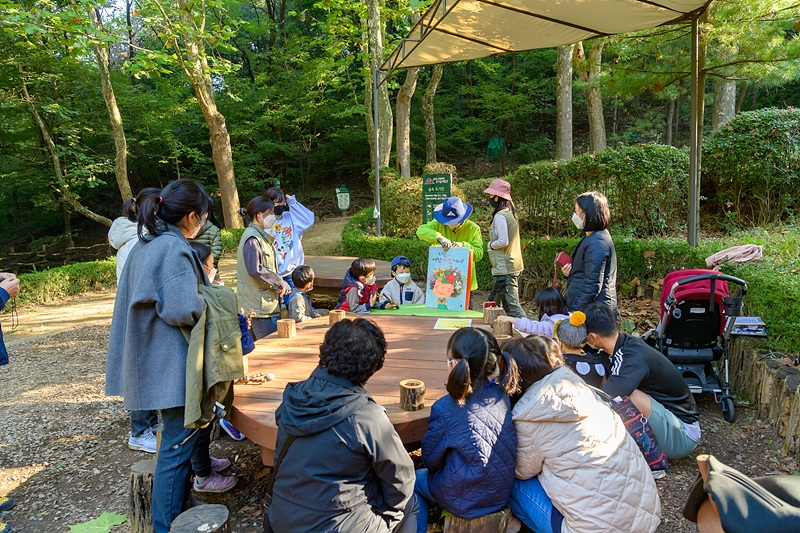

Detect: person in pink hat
[484,179,526,318]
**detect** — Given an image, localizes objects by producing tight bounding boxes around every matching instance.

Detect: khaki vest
[236,223,280,318]
[488,210,524,276]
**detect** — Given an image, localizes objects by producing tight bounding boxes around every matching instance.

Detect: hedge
[344,207,800,354]
[12,258,117,307]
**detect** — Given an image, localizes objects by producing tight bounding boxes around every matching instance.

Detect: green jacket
[189,220,223,268]
[184,284,245,428]
[236,223,280,319]
[416,219,484,291]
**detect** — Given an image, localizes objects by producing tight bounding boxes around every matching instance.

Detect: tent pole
[688,14,700,247]
[373,65,382,236]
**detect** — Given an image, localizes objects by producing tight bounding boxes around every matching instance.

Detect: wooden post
[170,504,230,533]
[399,379,425,411]
[129,458,157,533]
[444,507,510,532]
[329,310,346,325]
[483,307,506,325]
[493,319,512,337]
[277,319,296,338]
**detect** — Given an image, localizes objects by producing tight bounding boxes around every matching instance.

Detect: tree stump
[170,504,230,533]
[444,507,510,533]
[399,379,425,411]
[495,335,512,347]
[129,458,157,533]
[493,319,512,337]
[277,319,296,338]
[329,310,346,325]
[484,307,506,325]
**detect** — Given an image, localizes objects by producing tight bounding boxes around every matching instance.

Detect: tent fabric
[381,0,711,75]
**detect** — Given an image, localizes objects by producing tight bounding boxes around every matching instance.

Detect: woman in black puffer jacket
[560,191,617,312]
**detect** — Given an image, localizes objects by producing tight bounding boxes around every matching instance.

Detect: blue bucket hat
[433,197,473,226]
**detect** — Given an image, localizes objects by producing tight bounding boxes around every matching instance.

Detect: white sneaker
[128,427,157,453]
[652,469,667,480]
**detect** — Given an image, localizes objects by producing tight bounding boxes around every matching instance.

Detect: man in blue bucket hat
[416,197,484,292]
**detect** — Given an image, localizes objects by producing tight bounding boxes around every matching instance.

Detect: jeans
[152,407,213,533]
[251,316,278,340]
[282,274,294,310]
[414,469,435,533]
[130,409,159,437]
[510,477,563,533]
[493,272,526,319]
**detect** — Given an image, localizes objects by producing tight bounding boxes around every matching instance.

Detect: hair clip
[158,196,163,204]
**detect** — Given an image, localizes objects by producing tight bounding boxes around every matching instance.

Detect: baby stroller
[644,269,748,422]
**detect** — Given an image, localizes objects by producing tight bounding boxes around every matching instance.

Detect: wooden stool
[277,318,296,338]
[444,507,511,533]
[129,458,157,533]
[493,319,512,337]
[170,504,230,533]
[329,309,346,325]
[399,379,425,411]
[483,307,506,325]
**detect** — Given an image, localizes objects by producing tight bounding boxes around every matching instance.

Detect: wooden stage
[230,314,456,466]
[305,255,392,296]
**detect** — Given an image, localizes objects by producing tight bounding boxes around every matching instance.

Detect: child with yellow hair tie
[555,311,608,388]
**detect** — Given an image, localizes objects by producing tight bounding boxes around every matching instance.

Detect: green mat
[370,304,483,318]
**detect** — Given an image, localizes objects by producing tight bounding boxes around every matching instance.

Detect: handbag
[592,386,668,472]
[238,313,255,355]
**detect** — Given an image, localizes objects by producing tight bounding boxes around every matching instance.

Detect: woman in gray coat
[106,179,235,533]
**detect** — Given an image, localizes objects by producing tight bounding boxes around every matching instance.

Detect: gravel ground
[1,294,798,532]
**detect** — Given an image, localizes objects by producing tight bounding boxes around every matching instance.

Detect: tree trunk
[575,40,606,154]
[555,44,574,160]
[88,8,133,203]
[364,0,392,170]
[19,66,112,228]
[175,0,241,229]
[712,79,736,130]
[665,98,675,145]
[422,64,443,165]
[126,0,136,84]
[395,66,419,178]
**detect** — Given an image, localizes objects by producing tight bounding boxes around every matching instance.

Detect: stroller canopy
[661,269,730,337]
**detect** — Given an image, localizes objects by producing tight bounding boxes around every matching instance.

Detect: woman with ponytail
[106,179,237,533]
[235,196,291,340]
[413,327,517,533]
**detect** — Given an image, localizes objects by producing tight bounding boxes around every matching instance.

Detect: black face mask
[274,205,290,217]
[488,197,499,208]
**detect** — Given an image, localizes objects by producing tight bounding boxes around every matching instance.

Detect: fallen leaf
[69,512,127,533]
[540,235,550,242]
[643,250,656,259]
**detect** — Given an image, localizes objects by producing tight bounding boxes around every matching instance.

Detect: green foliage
[703,108,800,225]
[68,512,127,533]
[220,228,245,255]
[14,259,117,307]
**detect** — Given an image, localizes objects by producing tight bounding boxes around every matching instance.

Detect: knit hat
[391,256,411,271]
[554,311,588,348]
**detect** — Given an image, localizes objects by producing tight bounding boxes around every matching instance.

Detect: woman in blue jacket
[414,327,517,533]
[561,191,618,312]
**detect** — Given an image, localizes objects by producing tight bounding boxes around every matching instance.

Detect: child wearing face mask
[287,265,329,322]
[236,197,292,340]
[335,258,397,313]
[380,256,425,306]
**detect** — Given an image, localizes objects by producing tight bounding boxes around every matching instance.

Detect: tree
[555,44,574,160]
[364,0,392,170]
[395,67,419,178]
[574,39,607,153]
[422,64,444,165]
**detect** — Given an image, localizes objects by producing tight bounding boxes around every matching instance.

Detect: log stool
[399,379,425,411]
[129,458,157,533]
[170,504,230,533]
[444,507,511,533]
[483,307,506,325]
[277,318,296,338]
[493,319,512,337]
[329,309,346,325]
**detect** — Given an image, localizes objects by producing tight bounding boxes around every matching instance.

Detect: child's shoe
[193,472,238,493]
[219,418,245,441]
[0,497,14,512]
[210,456,231,472]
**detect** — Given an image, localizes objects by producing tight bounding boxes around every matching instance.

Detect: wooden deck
[230,314,455,465]
[305,255,392,293]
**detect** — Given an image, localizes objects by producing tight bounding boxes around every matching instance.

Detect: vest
[488,209,524,276]
[236,223,280,318]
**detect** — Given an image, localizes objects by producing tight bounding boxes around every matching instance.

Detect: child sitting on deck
[335,258,397,313]
[496,287,568,337]
[554,311,607,388]
[414,327,517,533]
[286,265,329,323]
[380,256,425,306]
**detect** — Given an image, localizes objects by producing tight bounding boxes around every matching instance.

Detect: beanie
[555,311,588,348]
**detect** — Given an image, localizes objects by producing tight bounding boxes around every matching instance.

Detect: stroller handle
[671,273,748,296]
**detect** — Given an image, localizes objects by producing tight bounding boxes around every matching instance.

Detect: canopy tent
[372,0,712,245]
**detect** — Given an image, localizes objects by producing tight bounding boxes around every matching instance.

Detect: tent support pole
[688,13,700,247]
[373,65,382,236]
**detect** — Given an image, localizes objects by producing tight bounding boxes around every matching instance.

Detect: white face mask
[206,267,217,282]
[260,214,276,229]
[365,276,376,285]
[571,212,584,230]
[395,273,411,284]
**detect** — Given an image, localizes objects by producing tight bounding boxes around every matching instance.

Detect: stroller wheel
[722,396,736,423]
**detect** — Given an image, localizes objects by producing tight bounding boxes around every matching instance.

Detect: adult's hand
[450,242,464,248]
[277,280,292,296]
[437,236,453,251]
[560,263,572,277]
[0,274,20,298]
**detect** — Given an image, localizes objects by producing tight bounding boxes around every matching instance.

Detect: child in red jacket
[335,258,396,313]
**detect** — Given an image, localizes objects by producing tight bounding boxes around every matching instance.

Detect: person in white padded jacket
[503,335,661,533]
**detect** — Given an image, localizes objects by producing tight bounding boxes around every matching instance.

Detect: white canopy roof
[381,0,711,74]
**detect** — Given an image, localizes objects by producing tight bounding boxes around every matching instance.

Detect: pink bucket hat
[484,179,512,201]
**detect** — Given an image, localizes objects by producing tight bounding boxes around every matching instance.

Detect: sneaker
[193,472,238,493]
[210,456,231,472]
[128,427,157,453]
[0,497,14,512]
[219,418,245,441]
[652,469,667,480]
[0,522,11,533]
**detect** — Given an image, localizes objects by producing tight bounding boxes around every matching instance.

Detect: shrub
[13,258,117,307]
[377,173,465,238]
[703,108,800,225]
[221,228,245,256]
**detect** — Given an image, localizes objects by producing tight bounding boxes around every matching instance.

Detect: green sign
[422,173,452,224]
